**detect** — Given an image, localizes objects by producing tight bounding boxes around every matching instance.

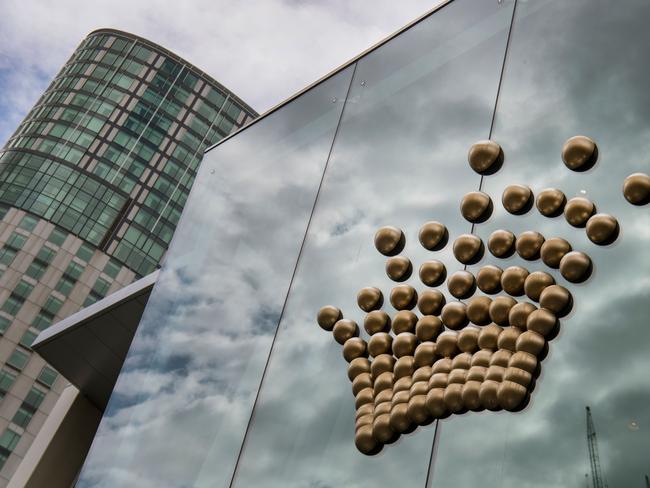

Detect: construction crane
[586,406,608,488]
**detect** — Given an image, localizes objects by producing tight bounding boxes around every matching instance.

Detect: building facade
[0,29,256,484]
[76,0,649,487]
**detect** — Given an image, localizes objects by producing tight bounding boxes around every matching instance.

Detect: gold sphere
[479,380,500,411]
[559,251,592,283]
[462,381,483,411]
[355,413,373,432]
[355,403,373,421]
[509,351,538,374]
[561,135,597,171]
[348,357,371,381]
[368,332,393,357]
[414,343,437,367]
[390,284,417,310]
[407,395,430,424]
[467,296,492,326]
[478,323,503,350]
[502,184,533,215]
[375,402,392,416]
[389,403,412,433]
[471,349,492,367]
[374,389,393,407]
[436,331,459,357]
[467,140,503,175]
[316,305,342,331]
[526,308,557,337]
[372,414,394,444]
[385,255,413,282]
[488,229,516,258]
[392,390,410,408]
[426,388,447,418]
[410,379,430,397]
[539,284,572,317]
[444,384,464,412]
[343,337,368,362]
[333,319,359,345]
[460,191,493,223]
[586,214,619,245]
[432,357,451,375]
[373,371,394,394]
[498,380,528,411]
[371,354,396,379]
[355,387,374,409]
[496,327,521,352]
[501,266,529,296]
[392,310,418,334]
[453,234,484,265]
[429,372,448,389]
[441,302,469,330]
[364,310,391,335]
[417,290,446,315]
[392,333,418,358]
[508,302,537,329]
[504,366,533,387]
[490,350,512,368]
[489,296,517,326]
[451,352,472,370]
[515,330,546,356]
[418,221,448,251]
[357,287,384,312]
[516,231,545,260]
[419,260,447,287]
[486,365,505,382]
[477,265,503,294]
[447,270,477,299]
[414,369,433,383]
[352,373,373,396]
[354,424,378,454]
[458,326,480,353]
[467,365,487,382]
[415,315,443,342]
[524,271,555,302]
[394,377,413,396]
[536,188,567,217]
[374,226,405,256]
[623,172,650,205]
[540,237,572,268]
[564,197,595,227]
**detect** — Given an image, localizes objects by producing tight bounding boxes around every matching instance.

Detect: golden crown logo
[315,136,650,455]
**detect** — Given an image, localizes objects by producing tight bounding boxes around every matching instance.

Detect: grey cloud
[0,0,440,145]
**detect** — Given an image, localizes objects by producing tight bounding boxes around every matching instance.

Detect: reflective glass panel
[429,0,650,486]
[232,1,515,486]
[77,65,355,488]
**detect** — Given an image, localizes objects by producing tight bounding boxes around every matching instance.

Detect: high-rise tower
[0,28,256,484]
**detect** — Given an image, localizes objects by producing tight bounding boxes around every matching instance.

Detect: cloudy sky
[0,0,441,145]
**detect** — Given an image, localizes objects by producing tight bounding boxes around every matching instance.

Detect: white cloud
[0,0,440,144]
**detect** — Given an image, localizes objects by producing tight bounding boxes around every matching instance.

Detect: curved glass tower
[0,28,255,483]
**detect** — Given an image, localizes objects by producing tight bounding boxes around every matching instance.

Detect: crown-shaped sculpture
[316,136,650,455]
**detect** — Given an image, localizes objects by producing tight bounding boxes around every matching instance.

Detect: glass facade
[79,1,649,487]
[0,28,256,484]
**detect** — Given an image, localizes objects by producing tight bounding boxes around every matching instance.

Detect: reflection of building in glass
[0,28,255,485]
[23,0,650,487]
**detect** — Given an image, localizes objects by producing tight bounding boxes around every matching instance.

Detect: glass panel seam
[226,62,359,488]
[430,1,520,486]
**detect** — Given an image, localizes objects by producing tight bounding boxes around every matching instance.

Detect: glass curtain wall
[76,65,355,487]
[78,0,649,487]
[429,0,650,486]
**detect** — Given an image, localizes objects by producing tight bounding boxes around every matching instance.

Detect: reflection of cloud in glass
[231,1,516,486]
[430,0,650,487]
[76,66,355,488]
